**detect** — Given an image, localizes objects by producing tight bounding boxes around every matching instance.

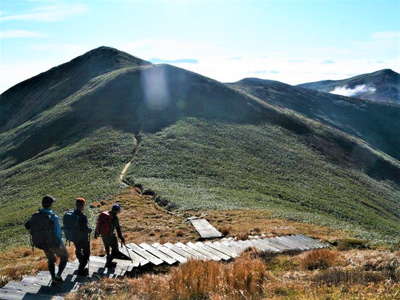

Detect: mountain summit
[1,47,400,247]
[298,69,400,103]
[0,46,150,131]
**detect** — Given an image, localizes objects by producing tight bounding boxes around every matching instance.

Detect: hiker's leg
[56,244,69,277]
[110,235,119,258]
[82,239,90,269]
[74,241,84,271]
[102,236,113,266]
[44,249,56,279]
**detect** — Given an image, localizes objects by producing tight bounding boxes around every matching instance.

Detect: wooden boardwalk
[188,218,223,239]
[0,235,328,299]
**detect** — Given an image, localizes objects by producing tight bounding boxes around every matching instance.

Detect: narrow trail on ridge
[119,134,141,185]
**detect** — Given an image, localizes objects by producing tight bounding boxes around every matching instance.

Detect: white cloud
[0,3,87,22]
[371,31,400,40]
[1,38,399,93]
[0,30,45,39]
[330,85,376,97]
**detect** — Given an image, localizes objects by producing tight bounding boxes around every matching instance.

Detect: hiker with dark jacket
[64,198,92,276]
[25,195,68,284]
[94,204,127,267]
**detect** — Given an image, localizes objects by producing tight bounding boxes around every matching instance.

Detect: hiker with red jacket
[94,204,127,267]
[25,195,69,284]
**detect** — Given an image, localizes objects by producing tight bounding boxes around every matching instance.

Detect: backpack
[63,210,79,242]
[25,211,58,250]
[97,211,113,236]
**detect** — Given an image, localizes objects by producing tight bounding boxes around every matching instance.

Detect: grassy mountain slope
[297,69,400,103]
[126,118,400,241]
[1,47,400,248]
[228,78,400,161]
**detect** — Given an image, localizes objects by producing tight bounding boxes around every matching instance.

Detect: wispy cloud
[0,3,87,22]
[371,31,400,40]
[0,30,45,39]
[330,84,376,97]
[150,58,199,64]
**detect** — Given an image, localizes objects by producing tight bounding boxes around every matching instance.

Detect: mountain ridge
[1,47,400,247]
[297,68,400,103]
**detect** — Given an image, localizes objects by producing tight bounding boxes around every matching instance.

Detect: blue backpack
[63,210,79,242]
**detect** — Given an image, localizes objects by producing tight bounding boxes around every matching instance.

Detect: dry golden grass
[300,249,341,270]
[0,245,78,286]
[67,248,400,300]
[101,188,348,245]
[69,254,271,300]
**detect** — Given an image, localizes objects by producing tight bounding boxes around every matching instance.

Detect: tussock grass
[300,249,341,270]
[70,255,270,300]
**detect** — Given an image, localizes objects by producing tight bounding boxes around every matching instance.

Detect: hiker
[25,195,68,284]
[94,204,127,267]
[63,197,92,276]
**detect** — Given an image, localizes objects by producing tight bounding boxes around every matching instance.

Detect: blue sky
[0,0,399,92]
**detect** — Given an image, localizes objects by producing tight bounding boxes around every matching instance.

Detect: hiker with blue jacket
[25,195,68,284]
[63,198,92,276]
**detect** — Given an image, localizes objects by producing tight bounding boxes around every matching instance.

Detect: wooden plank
[295,235,320,248]
[139,243,177,265]
[152,243,188,264]
[275,236,303,251]
[297,235,327,248]
[195,242,231,261]
[220,241,243,256]
[164,243,199,260]
[174,242,209,260]
[3,281,42,294]
[251,239,281,253]
[126,243,164,266]
[205,241,238,258]
[123,244,150,266]
[265,238,291,251]
[0,288,27,300]
[118,246,142,267]
[186,242,221,261]
[284,235,313,250]
[189,218,223,239]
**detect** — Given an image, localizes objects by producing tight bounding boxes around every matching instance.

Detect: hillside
[298,69,400,103]
[1,47,400,248]
[228,78,400,161]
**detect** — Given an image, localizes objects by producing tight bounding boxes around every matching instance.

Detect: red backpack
[96,211,113,236]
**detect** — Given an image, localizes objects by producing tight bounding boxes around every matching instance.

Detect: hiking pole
[122,242,133,263]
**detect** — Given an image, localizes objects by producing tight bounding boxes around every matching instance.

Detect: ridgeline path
[119,135,140,185]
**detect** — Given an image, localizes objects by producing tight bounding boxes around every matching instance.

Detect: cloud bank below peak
[330,84,376,97]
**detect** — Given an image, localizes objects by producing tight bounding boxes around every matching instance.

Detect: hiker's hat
[42,195,55,207]
[111,203,121,212]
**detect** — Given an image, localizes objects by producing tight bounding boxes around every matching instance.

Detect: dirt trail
[119,134,140,185]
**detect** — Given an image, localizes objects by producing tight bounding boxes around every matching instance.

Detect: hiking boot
[77,268,89,277]
[105,261,116,269]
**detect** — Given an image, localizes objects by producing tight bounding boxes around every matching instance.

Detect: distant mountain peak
[298,69,400,103]
[72,45,151,67]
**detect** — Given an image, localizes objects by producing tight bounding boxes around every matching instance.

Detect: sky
[0,0,399,93]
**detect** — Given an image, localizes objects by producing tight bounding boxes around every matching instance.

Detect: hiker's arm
[115,218,124,242]
[52,215,62,244]
[81,215,92,233]
[94,216,100,238]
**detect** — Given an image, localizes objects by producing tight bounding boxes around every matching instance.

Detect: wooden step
[152,243,188,264]
[139,243,177,265]
[126,243,163,266]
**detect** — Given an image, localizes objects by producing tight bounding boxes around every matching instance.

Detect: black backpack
[25,211,58,250]
[63,210,79,243]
